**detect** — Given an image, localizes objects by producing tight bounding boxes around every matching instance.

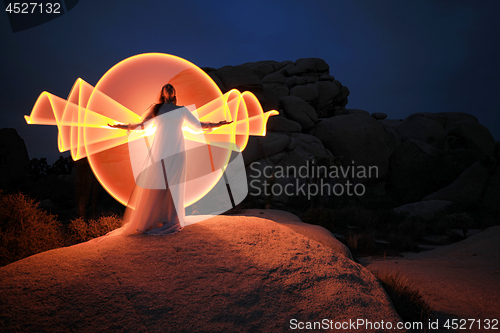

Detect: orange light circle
[85,53,226,207]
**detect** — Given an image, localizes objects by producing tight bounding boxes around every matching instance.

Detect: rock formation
[203,59,497,209]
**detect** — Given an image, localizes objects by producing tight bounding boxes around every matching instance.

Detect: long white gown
[119,103,203,235]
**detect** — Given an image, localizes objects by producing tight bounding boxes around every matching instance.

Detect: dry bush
[444,212,474,238]
[346,232,375,253]
[346,232,359,250]
[0,192,64,266]
[68,215,122,243]
[374,270,432,328]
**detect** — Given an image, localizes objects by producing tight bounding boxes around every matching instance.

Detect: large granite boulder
[371,112,388,120]
[267,114,302,133]
[312,114,392,179]
[423,161,500,208]
[386,139,437,196]
[386,139,482,205]
[285,75,306,88]
[0,214,401,332]
[216,65,262,93]
[289,83,319,102]
[314,80,341,117]
[285,58,330,76]
[205,70,226,92]
[395,112,495,156]
[280,96,318,131]
[382,121,403,153]
[262,82,289,111]
[246,134,334,204]
[412,112,478,130]
[288,133,333,159]
[446,122,496,156]
[261,72,286,84]
[346,109,370,116]
[241,60,292,79]
[388,139,436,166]
[393,200,454,220]
[396,114,447,149]
[240,60,279,78]
[242,132,290,166]
[245,134,332,168]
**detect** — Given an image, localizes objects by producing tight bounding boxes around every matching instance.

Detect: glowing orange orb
[86,53,226,207]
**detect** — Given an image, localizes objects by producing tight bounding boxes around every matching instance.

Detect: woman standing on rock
[109,83,231,235]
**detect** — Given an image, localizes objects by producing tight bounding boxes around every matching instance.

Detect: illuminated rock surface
[365,226,500,332]
[0,211,402,332]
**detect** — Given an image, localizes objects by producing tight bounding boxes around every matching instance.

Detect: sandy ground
[0,211,402,333]
[364,226,500,332]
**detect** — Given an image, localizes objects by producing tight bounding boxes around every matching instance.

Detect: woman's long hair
[158,83,177,105]
[153,83,177,116]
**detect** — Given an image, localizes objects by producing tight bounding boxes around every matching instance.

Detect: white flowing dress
[119,103,202,235]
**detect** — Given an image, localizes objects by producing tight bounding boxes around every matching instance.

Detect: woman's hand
[216,120,233,126]
[209,120,233,130]
[201,120,233,133]
[108,123,129,130]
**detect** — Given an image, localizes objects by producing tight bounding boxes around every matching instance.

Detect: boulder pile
[204,58,499,209]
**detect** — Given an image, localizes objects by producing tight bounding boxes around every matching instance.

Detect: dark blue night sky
[1,0,499,162]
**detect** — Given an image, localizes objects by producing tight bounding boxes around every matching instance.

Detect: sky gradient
[1,0,499,163]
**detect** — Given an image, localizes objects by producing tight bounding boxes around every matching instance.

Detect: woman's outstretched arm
[108,105,155,130]
[108,122,148,130]
[200,120,233,130]
[182,107,232,132]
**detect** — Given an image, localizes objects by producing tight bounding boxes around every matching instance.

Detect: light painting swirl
[25,53,278,207]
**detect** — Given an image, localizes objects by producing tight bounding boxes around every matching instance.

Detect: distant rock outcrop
[313,113,394,179]
[205,59,498,208]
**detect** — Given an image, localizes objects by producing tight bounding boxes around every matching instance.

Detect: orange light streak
[25,53,278,207]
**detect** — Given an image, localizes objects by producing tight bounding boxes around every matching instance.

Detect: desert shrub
[0,192,64,266]
[387,149,480,205]
[346,232,375,253]
[346,232,359,250]
[374,270,432,327]
[67,215,122,243]
[443,212,474,238]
